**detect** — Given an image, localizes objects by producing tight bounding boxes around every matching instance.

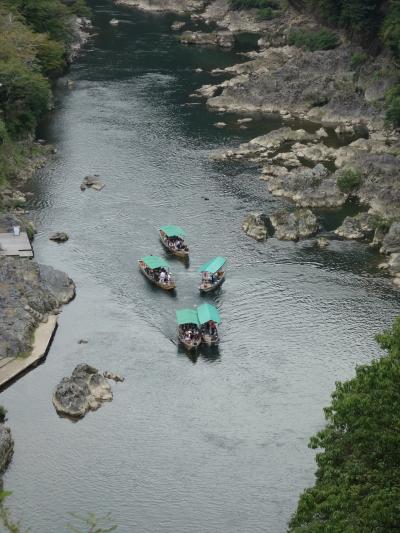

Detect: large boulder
[53,364,113,419]
[242,213,269,241]
[334,213,375,240]
[270,208,319,241]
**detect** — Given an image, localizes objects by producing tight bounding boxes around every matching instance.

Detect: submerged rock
[270,209,319,241]
[53,364,113,419]
[242,213,269,241]
[49,232,69,243]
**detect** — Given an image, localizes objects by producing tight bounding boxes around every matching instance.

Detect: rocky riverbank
[127,0,399,287]
[0,15,92,362]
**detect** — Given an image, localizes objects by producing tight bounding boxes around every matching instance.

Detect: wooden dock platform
[0,232,33,258]
[0,315,58,389]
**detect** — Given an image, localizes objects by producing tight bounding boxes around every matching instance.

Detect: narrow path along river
[2,2,400,532]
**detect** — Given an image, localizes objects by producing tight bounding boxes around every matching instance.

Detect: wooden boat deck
[0,232,33,258]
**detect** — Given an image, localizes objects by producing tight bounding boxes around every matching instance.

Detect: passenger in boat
[159,270,166,284]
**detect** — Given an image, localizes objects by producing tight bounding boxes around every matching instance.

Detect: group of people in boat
[180,324,202,345]
[165,236,188,253]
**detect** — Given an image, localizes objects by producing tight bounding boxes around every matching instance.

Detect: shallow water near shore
[2,2,400,532]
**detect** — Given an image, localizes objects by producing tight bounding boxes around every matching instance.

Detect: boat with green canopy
[176,308,202,350]
[159,225,189,259]
[197,303,221,346]
[138,255,176,290]
[198,256,227,293]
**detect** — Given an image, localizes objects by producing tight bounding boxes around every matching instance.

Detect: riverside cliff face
[119,0,399,286]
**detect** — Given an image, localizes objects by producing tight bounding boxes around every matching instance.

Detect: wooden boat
[197,303,221,346]
[109,18,119,26]
[198,256,226,293]
[159,225,189,259]
[176,309,202,350]
[138,256,176,290]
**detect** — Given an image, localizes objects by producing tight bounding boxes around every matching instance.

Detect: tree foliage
[0,0,88,184]
[289,316,400,532]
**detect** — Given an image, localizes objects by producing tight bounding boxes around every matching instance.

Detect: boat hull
[202,334,219,346]
[138,263,176,290]
[178,336,202,351]
[199,273,225,293]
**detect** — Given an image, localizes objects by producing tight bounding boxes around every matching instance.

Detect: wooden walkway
[0,232,33,258]
[0,315,58,389]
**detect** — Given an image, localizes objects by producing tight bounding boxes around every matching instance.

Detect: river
[2,2,400,532]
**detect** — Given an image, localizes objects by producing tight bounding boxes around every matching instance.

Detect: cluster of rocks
[180,30,235,49]
[114,0,207,13]
[53,364,124,419]
[0,255,75,357]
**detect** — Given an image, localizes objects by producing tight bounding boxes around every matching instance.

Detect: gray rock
[334,213,375,240]
[114,0,207,12]
[180,31,235,49]
[104,371,125,382]
[214,122,227,128]
[270,209,319,241]
[0,258,75,357]
[0,425,13,474]
[242,213,269,241]
[381,223,400,254]
[81,175,105,191]
[171,20,186,31]
[49,232,69,243]
[53,364,113,419]
[262,163,347,208]
[316,237,330,249]
[388,253,400,275]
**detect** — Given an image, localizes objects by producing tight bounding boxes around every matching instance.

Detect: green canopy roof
[198,256,227,274]
[159,225,186,238]
[176,309,199,326]
[140,255,170,269]
[197,303,221,325]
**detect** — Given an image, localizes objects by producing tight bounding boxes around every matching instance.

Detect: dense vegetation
[299,0,400,52]
[228,0,280,19]
[289,316,400,532]
[0,0,89,187]
[288,28,339,51]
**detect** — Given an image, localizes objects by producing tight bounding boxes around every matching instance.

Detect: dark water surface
[2,2,400,532]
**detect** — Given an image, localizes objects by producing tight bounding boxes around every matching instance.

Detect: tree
[289,316,400,532]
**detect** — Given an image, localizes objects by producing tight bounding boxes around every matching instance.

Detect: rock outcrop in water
[0,258,75,357]
[114,0,207,13]
[270,209,319,241]
[242,213,269,241]
[53,364,114,419]
[180,31,235,48]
